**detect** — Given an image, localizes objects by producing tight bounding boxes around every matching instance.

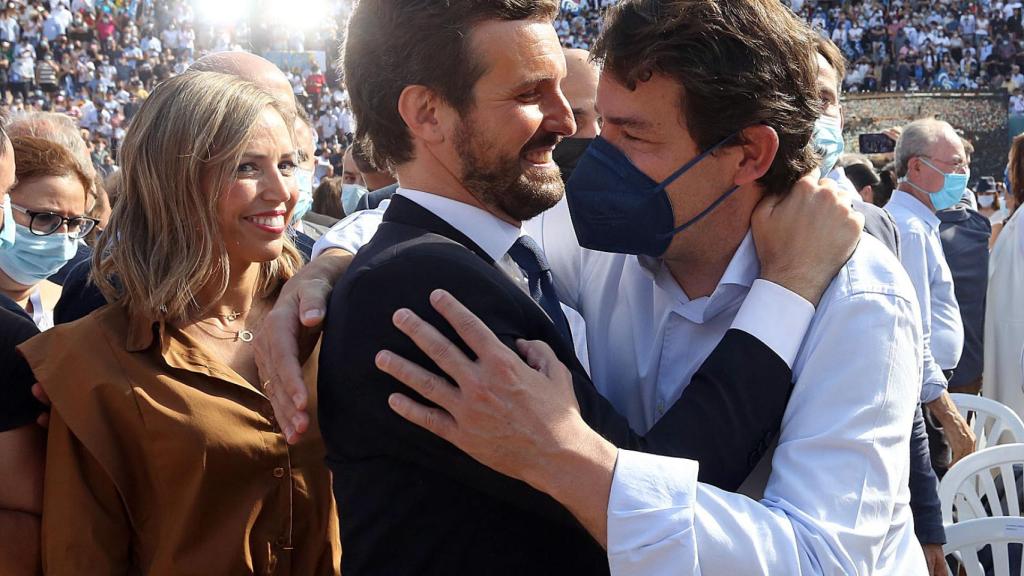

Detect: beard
[454,115,564,222]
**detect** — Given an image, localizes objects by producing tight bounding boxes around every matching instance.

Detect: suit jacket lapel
[382,195,496,265]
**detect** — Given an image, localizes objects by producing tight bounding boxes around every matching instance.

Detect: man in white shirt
[256,1,924,574]
[885,119,971,474]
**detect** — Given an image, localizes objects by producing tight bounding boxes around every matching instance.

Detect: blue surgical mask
[0,197,14,250]
[813,115,845,177]
[341,183,368,216]
[565,134,739,257]
[903,157,969,211]
[0,223,78,286]
[290,168,314,224]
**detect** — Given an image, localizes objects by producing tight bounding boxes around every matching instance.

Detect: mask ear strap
[664,185,741,238]
[656,132,739,193]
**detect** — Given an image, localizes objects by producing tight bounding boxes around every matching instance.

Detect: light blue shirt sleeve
[606,290,924,575]
[311,201,388,259]
[731,279,814,369]
[899,228,949,403]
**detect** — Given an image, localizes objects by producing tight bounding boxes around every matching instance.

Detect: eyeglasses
[9,203,99,239]
[921,156,969,175]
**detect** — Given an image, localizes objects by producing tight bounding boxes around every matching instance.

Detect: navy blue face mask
[565,134,740,257]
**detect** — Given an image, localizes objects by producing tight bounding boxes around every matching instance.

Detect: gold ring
[261,378,273,391]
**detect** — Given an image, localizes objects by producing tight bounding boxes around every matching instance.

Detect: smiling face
[215,107,297,268]
[448,18,576,222]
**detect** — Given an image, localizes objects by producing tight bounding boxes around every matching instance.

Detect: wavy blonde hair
[94,71,301,322]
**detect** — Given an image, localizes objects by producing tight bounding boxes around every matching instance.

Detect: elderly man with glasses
[886,118,975,478]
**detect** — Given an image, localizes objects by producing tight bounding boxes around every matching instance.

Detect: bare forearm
[526,424,618,548]
[0,510,40,575]
[925,391,960,427]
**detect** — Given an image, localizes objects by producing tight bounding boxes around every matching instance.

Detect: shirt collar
[396,188,522,262]
[126,304,160,352]
[890,189,940,230]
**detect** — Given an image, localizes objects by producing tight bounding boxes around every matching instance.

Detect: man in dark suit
[316,1,861,574]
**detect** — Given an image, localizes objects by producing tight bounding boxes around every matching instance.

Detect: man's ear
[733,124,780,187]
[397,85,448,146]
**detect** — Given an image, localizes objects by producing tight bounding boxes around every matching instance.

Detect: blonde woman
[19,71,340,574]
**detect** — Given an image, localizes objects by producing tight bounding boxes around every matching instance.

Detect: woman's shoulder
[17,303,131,399]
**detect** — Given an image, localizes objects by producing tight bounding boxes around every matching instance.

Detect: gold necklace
[192,320,256,343]
[193,306,262,343]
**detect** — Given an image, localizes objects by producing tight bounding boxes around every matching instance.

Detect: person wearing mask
[0,120,46,576]
[291,113,334,240]
[6,112,97,287]
[885,119,974,478]
[551,47,599,181]
[0,131,94,330]
[258,1,923,573]
[19,71,341,575]
[340,145,364,187]
[984,134,1024,418]
[974,176,1001,222]
[814,37,948,576]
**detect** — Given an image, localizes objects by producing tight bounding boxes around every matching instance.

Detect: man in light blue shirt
[885,119,973,472]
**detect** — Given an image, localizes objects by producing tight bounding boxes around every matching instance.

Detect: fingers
[391,306,475,383]
[36,411,49,429]
[31,382,50,406]
[388,393,458,442]
[376,350,461,411]
[516,339,556,374]
[429,290,508,361]
[256,305,312,444]
[298,278,331,328]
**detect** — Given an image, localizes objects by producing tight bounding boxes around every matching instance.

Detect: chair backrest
[940,444,1024,525]
[943,516,1024,576]
[951,393,1024,451]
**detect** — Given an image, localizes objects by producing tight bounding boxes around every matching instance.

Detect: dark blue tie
[507,235,574,345]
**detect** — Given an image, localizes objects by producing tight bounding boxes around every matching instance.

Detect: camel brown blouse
[19,303,340,575]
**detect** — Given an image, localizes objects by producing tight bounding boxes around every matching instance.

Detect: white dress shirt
[314,193,925,574]
[885,190,964,403]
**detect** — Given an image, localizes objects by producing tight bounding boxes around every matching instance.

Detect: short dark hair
[815,36,847,92]
[592,0,820,196]
[349,139,377,174]
[343,0,560,170]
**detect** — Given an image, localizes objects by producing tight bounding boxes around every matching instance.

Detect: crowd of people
[0,0,1023,575]
[0,0,352,181]
[560,0,1024,97]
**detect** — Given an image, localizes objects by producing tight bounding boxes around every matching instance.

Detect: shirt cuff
[731,279,815,369]
[607,450,700,576]
[920,379,947,404]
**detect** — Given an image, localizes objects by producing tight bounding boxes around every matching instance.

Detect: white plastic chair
[940,444,1024,525]
[943,516,1024,576]
[951,393,1024,452]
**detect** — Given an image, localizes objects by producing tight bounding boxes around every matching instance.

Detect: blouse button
[272,467,286,478]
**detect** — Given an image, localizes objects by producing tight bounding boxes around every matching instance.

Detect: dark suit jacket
[354,182,399,212]
[319,195,795,575]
